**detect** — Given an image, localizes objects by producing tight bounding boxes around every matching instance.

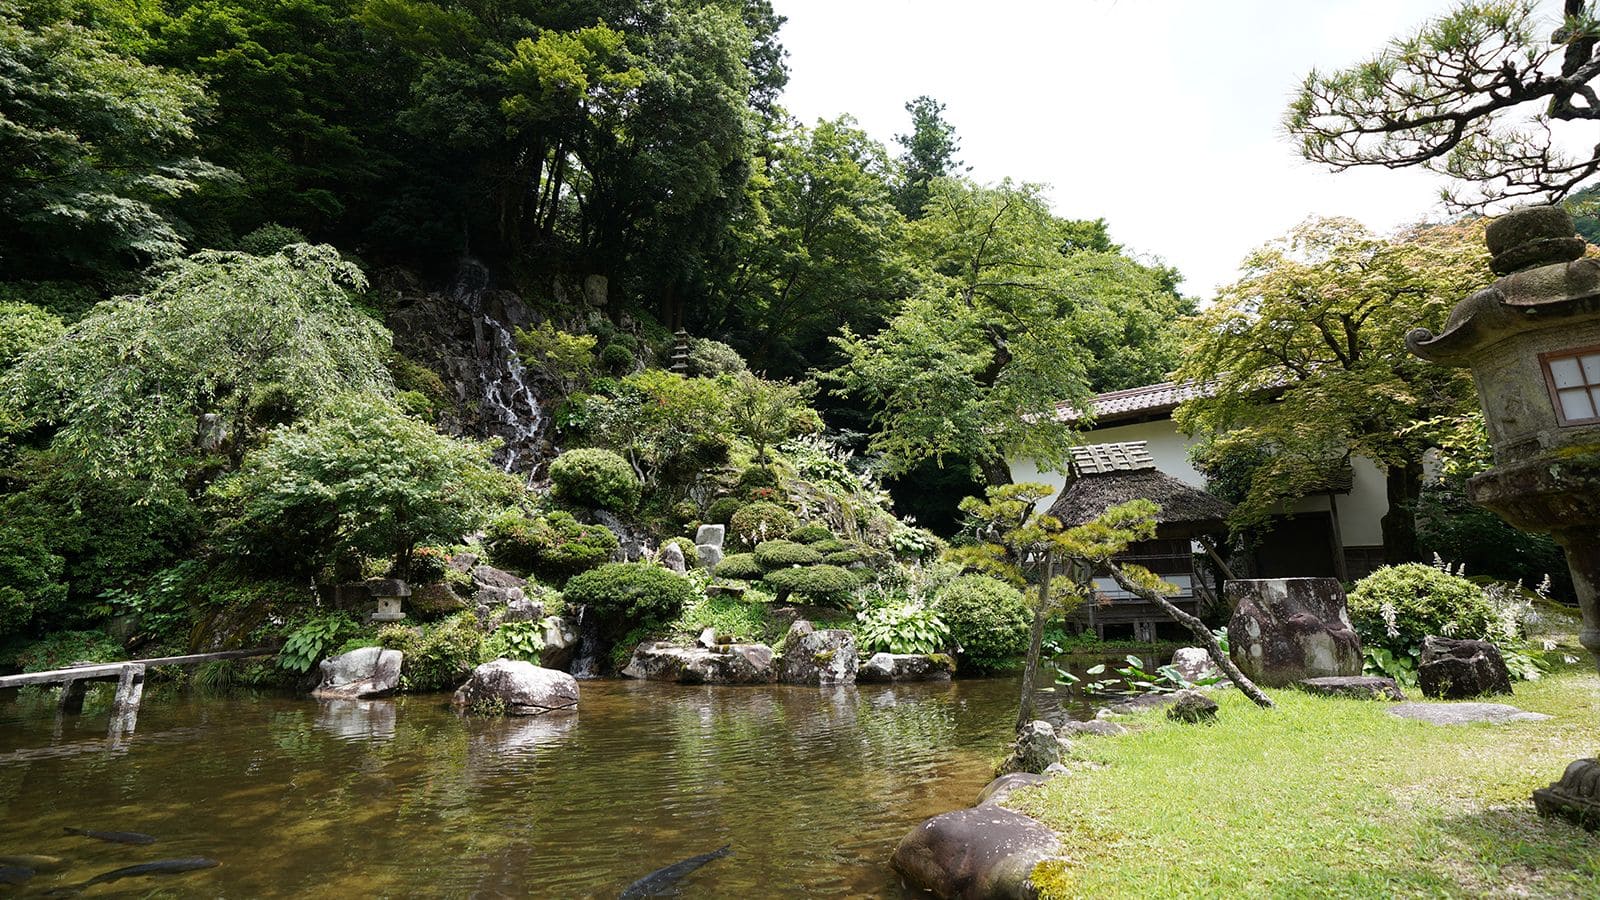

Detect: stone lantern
[367,578,410,623]
[1407,204,1600,828]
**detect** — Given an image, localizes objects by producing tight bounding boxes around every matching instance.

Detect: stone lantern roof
[1407,207,1600,365]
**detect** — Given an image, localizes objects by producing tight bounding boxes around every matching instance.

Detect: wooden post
[107,664,145,741]
[58,677,87,715]
[1016,552,1054,732]
[1326,492,1350,582]
[1197,535,1236,582]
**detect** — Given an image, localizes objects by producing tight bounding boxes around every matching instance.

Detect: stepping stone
[1388,702,1551,726]
[1298,675,1405,701]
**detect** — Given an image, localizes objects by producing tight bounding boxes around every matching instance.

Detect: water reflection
[314,699,398,743]
[0,676,1102,897]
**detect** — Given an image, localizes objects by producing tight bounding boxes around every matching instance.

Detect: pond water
[0,673,1113,898]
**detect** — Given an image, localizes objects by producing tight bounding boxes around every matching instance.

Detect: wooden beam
[0,647,275,691]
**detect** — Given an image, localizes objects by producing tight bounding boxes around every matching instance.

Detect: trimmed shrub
[549,448,640,512]
[754,540,823,569]
[787,523,835,544]
[563,562,697,631]
[714,553,763,580]
[485,509,618,583]
[1348,563,1500,651]
[687,337,748,377]
[824,548,866,566]
[600,342,634,372]
[934,575,1031,672]
[705,496,742,525]
[729,502,799,550]
[763,564,855,603]
[736,466,780,495]
[379,612,486,692]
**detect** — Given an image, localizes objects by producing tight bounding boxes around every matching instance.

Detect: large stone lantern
[1407,204,1599,828]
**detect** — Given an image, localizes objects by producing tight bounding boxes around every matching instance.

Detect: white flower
[1380,601,1400,639]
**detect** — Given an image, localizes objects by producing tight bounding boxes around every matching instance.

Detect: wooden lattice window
[1542,346,1600,426]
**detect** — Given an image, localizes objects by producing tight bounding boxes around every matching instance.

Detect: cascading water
[449,260,545,475]
[570,604,601,679]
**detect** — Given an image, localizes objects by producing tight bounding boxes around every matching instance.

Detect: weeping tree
[950,485,1272,727]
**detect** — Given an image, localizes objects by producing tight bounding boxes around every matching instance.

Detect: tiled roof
[1055,381,1210,426]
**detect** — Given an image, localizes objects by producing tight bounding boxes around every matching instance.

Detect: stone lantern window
[1542,346,1600,425]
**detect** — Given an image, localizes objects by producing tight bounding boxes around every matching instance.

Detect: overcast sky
[769,0,1535,298]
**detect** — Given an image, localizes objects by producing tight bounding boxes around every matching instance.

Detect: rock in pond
[1165,690,1218,724]
[1054,719,1127,737]
[976,773,1051,807]
[1297,675,1405,701]
[1417,636,1513,699]
[1227,577,1363,687]
[892,806,1062,900]
[313,647,402,699]
[776,621,858,685]
[621,641,776,684]
[999,720,1067,775]
[858,652,955,683]
[451,659,578,716]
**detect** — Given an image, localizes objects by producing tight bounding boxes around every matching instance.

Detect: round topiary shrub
[600,342,634,372]
[705,496,742,526]
[754,540,823,569]
[736,466,780,495]
[809,538,849,554]
[823,548,865,566]
[762,564,855,604]
[484,509,617,583]
[563,562,696,631]
[934,575,1031,672]
[729,501,799,549]
[548,448,640,512]
[714,553,763,580]
[1348,563,1500,651]
[687,337,748,377]
[787,523,835,544]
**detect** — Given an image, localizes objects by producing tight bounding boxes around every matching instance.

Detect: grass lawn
[1012,671,1600,899]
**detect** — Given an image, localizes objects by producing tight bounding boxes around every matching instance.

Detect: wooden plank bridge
[0,647,276,742]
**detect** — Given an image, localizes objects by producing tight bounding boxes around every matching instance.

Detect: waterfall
[570,604,601,679]
[449,260,545,475]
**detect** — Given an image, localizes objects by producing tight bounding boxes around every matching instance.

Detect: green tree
[0,1,225,279]
[209,394,513,577]
[726,371,821,464]
[1287,0,1600,208]
[705,116,907,372]
[0,244,391,489]
[831,178,1183,484]
[894,95,963,219]
[1174,218,1491,562]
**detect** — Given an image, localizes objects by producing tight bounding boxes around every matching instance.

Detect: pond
[0,667,1123,897]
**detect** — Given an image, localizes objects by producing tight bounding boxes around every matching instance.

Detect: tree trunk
[1381,460,1424,565]
[1016,553,1054,731]
[1104,563,1275,709]
[978,455,1014,488]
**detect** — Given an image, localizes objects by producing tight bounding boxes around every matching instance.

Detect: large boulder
[451,659,579,716]
[313,647,403,699]
[1417,636,1513,699]
[1226,578,1363,687]
[410,582,466,616]
[858,652,955,683]
[891,806,1062,900]
[999,720,1067,775]
[621,641,776,684]
[776,621,858,685]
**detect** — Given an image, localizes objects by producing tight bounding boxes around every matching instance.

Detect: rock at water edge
[891,806,1062,900]
[313,647,403,699]
[452,659,578,716]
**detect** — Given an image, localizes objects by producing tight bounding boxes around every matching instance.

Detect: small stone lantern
[1407,204,1600,828]
[367,578,410,623]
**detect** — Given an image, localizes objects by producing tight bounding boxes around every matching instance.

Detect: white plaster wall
[1010,418,1391,549]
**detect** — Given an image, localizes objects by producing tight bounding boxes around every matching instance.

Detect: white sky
[769,0,1555,298]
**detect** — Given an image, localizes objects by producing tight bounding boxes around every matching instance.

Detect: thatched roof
[1047,468,1232,539]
